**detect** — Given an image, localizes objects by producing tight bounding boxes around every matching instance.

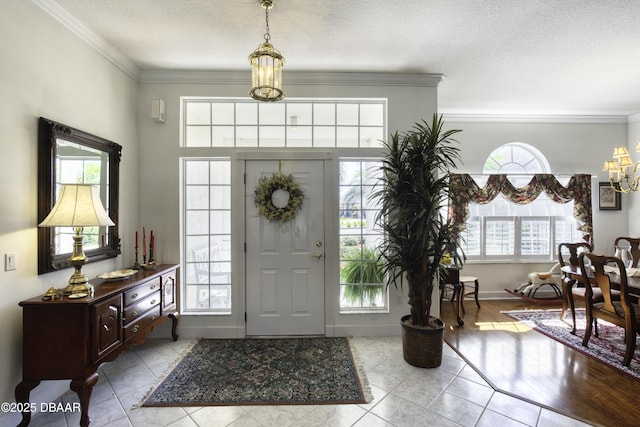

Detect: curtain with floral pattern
[449,174,592,245]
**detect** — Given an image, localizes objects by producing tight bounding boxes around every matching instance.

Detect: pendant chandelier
[248,0,285,102]
[603,140,640,192]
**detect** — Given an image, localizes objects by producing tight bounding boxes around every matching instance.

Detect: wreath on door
[254,172,304,223]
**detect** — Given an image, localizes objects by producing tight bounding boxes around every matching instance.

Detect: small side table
[440,268,464,326]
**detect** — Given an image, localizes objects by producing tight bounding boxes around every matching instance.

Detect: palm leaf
[371,114,465,326]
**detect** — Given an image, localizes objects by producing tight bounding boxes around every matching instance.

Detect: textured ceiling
[39,0,640,116]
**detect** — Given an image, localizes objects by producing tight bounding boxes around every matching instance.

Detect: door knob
[316,241,323,247]
[312,252,324,259]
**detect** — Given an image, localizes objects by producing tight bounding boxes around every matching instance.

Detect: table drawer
[123,290,160,324]
[124,277,161,307]
[124,305,161,341]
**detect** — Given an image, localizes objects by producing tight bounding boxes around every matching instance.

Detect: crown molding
[139,70,445,87]
[628,112,640,123]
[285,72,445,87]
[442,113,629,124]
[33,0,141,80]
[33,0,442,89]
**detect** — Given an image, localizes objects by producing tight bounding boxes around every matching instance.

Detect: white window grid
[338,159,388,312]
[462,214,581,262]
[181,98,387,148]
[181,158,232,314]
[180,98,387,315]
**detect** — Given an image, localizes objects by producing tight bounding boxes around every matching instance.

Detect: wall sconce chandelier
[603,140,640,192]
[249,0,285,102]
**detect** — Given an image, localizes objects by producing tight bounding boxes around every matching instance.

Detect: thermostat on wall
[151,99,165,123]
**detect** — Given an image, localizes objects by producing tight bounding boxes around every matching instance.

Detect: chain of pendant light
[263,1,272,43]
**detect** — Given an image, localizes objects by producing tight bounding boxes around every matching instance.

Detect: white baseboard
[478,290,561,300]
[329,323,401,337]
[153,322,402,338]
[154,324,246,339]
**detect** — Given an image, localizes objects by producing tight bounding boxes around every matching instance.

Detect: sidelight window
[339,159,387,312]
[182,158,232,313]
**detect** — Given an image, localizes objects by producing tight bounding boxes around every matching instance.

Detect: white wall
[0,0,139,422]
[627,113,640,236]
[137,72,439,338]
[443,117,629,297]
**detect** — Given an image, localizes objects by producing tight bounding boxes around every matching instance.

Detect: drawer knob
[131,293,138,300]
[150,300,157,305]
[131,310,138,317]
[150,285,157,290]
[132,325,139,334]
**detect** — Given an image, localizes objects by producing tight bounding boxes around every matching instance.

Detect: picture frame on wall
[599,182,621,211]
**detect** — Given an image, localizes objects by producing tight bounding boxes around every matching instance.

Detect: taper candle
[143,227,147,257]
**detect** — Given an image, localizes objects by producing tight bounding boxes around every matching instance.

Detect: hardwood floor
[439,298,640,427]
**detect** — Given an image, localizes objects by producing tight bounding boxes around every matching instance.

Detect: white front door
[245,159,325,336]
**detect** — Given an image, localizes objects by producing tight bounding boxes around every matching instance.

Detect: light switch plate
[5,253,16,271]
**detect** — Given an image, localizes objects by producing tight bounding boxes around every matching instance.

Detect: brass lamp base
[63,282,94,296]
[63,267,95,296]
[63,229,94,296]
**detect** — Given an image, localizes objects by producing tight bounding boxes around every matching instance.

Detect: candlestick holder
[132,247,141,269]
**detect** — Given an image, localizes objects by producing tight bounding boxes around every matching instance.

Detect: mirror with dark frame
[37,117,122,274]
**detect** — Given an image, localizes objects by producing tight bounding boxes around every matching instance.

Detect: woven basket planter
[401,314,445,368]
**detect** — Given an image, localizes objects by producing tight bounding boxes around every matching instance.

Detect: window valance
[449,174,592,245]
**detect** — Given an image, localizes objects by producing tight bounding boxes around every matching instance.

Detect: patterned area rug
[503,308,640,381]
[142,337,372,406]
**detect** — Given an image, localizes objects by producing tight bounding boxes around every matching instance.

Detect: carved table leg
[169,312,179,341]
[15,380,40,427]
[454,283,464,326]
[70,372,99,427]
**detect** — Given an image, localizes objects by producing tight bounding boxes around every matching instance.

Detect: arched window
[484,142,550,174]
[457,143,584,262]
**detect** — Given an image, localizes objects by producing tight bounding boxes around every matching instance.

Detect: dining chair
[558,241,592,334]
[614,237,640,268]
[578,253,640,367]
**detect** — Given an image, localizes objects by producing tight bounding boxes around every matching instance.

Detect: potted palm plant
[372,114,463,368]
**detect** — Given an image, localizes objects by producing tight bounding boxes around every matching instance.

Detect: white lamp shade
[39,184,115,227]
[613,146,631,158]
[618,155,634,168]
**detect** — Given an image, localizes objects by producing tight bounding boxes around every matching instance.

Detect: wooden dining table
[561,264,640,296]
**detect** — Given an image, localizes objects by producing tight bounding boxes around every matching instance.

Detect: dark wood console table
[15,264,180,427]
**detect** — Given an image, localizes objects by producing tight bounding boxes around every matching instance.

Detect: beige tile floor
[28,337,593,427]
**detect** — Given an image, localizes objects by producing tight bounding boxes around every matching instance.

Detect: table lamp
[39,184,115,296]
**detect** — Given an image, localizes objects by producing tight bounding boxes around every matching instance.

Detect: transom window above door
[180,98,386,148]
